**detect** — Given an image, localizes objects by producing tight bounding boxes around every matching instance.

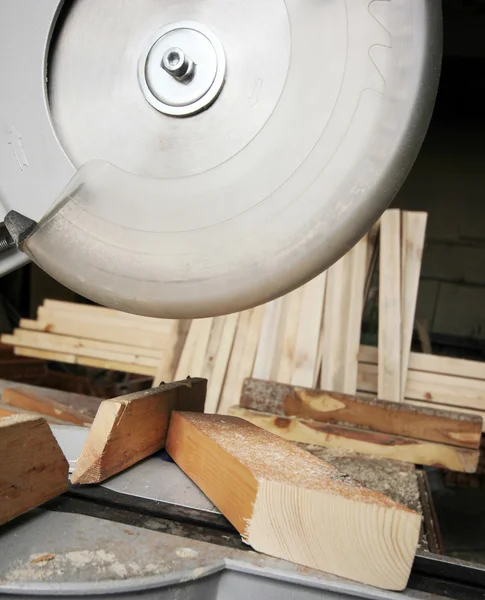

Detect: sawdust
[6,549,170,582]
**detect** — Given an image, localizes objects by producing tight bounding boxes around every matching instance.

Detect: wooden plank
[20,307,176,351]
[203,314,239,414]
[152,320,188,386]
[2,329,163,359]
[71,378,206,484]
[2,386,101,426]
[358,362,485,412]
[14,347,154,376]
[0,414,69,526]
[174,318,213,380]
[218,307,265,415]
[360,344,485,381]
[401,212,428,398]
[291,273,326,388]
[252,299,284,381]
[274,288,303,384]
[378,209,402,402]
[229,406,479,473]
[240,378,482,448]
[166,411,421,590]
[2,331,160,368]
[403,399,485,432]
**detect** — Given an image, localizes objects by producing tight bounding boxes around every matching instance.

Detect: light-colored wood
[275,288,303,384]
[320,254,348,391]
[360,344,485,381]
[218,307,265,415]
[292,273,326,388]
[152,320,188,386]
[71,378,206,484]
[166,411,421,590]
[2,331,159,368]
[229,406,479,473]
[20,307,176,351]
[2,386,101,426]
[174,319,213,381]
[14,346,154,376]
[401,212,428,398]
[342,237,368,394]
[203,314,239,414]
[240,378,482,448]
[252,299,285,381]
[1,329,163,359]
[378,209,402,402]
[0,414,69,526]
[358,362,485,412]
[404,399,485,432]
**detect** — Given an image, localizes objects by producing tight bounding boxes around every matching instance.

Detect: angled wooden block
[229,406,479,473]
[71,378,206,484]
[240,378,482,449]
[3,386,101,425]
[0,415,69,526]
[166,412,421,591]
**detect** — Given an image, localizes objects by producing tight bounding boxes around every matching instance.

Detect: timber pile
[3,209,485,432]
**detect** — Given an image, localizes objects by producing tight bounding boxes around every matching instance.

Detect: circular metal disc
[0,0,442,316]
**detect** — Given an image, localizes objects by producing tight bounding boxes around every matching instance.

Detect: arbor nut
[161,47,195,82]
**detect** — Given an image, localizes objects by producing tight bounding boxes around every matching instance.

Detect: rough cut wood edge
[229,406,479,473]
[3,386,101,426]
[240,378,482,449]
[166,411,421,591]
[0,414,69,526]
[378,209,402,402]
[71,378,206,484]
[401,212,428,399]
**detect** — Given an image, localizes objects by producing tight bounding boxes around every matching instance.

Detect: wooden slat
[229,406,479,473]
[378,209,402,402]
[252,299,285,381]
[291,273,326,388]
[166,411,421,591]
[359,344,485,381]
[401,212,427,398]
[203,314,239,414]
[71,378,206,484]
[218,307,265,415]
[174,318,213,380]
[274,288,304,384]
[240,378,482,448]
[0,415,69,526]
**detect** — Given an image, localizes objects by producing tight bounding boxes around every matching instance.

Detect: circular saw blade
[1,0,442,317]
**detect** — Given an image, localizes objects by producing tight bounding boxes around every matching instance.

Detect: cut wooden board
[401,212,428,398]
[202,314,239,414]
[404,399,485,432]
[218,307,265,415]
[174,319,213,381]
[229,406,479,473]
[359,344,485,381]
[240,378,482,449]
[378,209,402,402]
[291,273,326,388]
[358,362,485,412]
[2,386,101,426]
[71,378,206,484]
[274,288,303,384]
[0,414,69,526]
[252,299,285,381]
[166,411,421,590]
[14,346,154,377]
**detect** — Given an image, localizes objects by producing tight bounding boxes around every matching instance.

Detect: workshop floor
[427,469,485,565]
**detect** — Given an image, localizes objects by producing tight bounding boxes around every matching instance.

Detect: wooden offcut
[240,378,482,449]
[3,386,101,425]
[0,415,69,526]
[229,406,479,473]
[378,209,402,402]
[71,378,206,484]
[166,412,421,591]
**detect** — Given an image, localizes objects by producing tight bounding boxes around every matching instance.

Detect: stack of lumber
[3,209,485,431]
